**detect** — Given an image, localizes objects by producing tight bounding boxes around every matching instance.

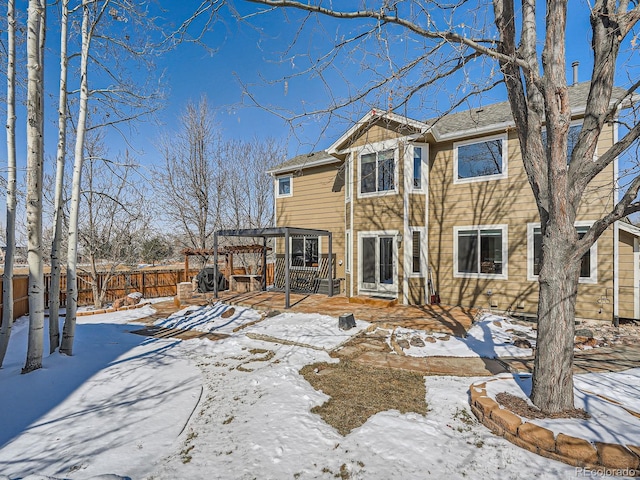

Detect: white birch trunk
[61,0,90,356]
[23,0,46,373]
[49,0,69,354]
[0,0,17,367]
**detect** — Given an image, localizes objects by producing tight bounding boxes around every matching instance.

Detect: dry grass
[300,360,427,435]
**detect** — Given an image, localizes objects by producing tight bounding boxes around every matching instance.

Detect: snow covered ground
[0,303,636,479]
[393,316,536,358]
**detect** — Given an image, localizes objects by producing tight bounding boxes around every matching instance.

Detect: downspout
[402,143,410,305]
[613,121,620,326]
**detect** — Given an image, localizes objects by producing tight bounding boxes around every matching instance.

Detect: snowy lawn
[392,314,536,358]
[0,304,635,479]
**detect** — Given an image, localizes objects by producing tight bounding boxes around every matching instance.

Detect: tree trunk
[23,0,46,374]
[0,0,17,368]
[531,230,580,412]
[61,0,90,356]
[49,0,69,354]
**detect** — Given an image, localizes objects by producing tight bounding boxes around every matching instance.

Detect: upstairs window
[454,135,507,183]
[277,176,292,197]
[413,146,423,190]
[291,236,319,268]
[360,149,395,194]
[542,123,582,164]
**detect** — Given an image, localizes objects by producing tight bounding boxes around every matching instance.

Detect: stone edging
[76,301,151,317]
[469,379,640,474]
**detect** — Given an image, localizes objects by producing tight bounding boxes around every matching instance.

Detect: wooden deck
[183,291,477,337]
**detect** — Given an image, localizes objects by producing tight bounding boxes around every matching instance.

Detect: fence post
[142,271,146,298]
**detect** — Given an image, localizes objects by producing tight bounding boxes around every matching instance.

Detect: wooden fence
[0,263,275,325]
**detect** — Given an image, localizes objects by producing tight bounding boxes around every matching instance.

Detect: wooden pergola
[213,227,334,309]
[182,244,272,284]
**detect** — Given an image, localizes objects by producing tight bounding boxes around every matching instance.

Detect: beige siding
[409,195,427,227]
[618,230,637,320]
[349,122,412,148]
[428,126,617,321]
[275,163,346,286]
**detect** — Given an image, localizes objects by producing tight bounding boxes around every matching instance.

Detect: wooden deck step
[348,296,397,308]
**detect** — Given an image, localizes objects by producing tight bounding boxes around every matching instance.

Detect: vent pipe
[571,61,579,86]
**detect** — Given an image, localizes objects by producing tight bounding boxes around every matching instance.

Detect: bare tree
[49,0,69,355]
[61,0,164,355]
[61,0,93,357]
[224,137,283,230]
[223,137,284,270]
[78,134,148,309]
[0,0,17,368]
[243,0,640,413]
[153,96,225,259]
[23,0,46,373]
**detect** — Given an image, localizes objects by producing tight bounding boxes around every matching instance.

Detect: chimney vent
[572,61,579,86]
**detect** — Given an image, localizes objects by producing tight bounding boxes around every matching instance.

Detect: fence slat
[0,263,275,326]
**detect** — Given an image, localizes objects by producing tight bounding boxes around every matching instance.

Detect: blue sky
[10,0,638,181]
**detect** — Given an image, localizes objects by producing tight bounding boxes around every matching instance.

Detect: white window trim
[453,133,508,185]
[409,143,428,193]
[357,139,400,199]
[345,229,352,274]
[345,154,352,202]
[408,226,427,278]
[526,222,598,284]
[357,230,400,295]
[289,235,321,270]
[276,175,293,198]
[453,224,509,280]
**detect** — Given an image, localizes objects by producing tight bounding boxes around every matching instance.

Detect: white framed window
[453,134,508,184]
[290,236,320,269]
[345,229,351,273]
[357,141,399,197]
[276,175,292,198]
[453,225,508,279]
[409,227,427,277]
[527,222,597,283]
[411,144,428,192]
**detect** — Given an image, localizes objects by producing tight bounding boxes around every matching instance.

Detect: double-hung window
[454,225,508,279]
[360,149,395,194]
[291,236,319,268]
[454,134,507,183]
[528,223,596,283]
[277,175,292,197]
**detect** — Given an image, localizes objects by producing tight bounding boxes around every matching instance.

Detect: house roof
[270,82,632,173]
[266,151,339,176]
[427,82,630,141]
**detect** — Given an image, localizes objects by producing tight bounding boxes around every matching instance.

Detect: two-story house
[268,82,640,322]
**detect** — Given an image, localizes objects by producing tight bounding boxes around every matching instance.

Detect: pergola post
[328,232,333,297]
[285,229,290,309]
[184,253,189,283]
[262,236,267,291]
[213,233,219,299]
